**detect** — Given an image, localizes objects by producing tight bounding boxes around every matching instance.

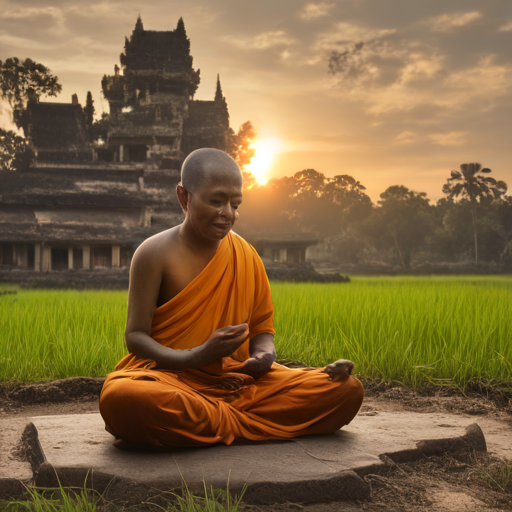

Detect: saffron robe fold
[99,232,364,448]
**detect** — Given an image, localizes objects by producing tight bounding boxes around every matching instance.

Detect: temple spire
[175,17,191,54]
[176,17,186,37]
[135,15,144,32]
[215,74,224,102]
[214,74,229,127]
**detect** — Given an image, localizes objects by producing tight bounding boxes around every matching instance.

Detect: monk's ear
[176,184,190,213]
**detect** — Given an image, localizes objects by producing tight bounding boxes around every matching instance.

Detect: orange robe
[99,232,364,448]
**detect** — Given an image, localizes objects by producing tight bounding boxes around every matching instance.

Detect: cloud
[223,31,296,50]
[311,22,398,82]
[356,55,512,115]
[42,57,116,75]
[68,36,119,54]
[321,16,512,117]
[429,11,481,32]
[299,2,335,20]
[398,53,444,84]
[2,6,65,23]
[315,22,395,50]
[0,32,58,51]
[395,130,417,144]
[429,131,467,146]
[498,20,512,32]
[186,5,220,25]
[65,3,126,19]
[285,139,363,152]
[442,55,512,109]
[326,40,435,88]
[2,6,67,34]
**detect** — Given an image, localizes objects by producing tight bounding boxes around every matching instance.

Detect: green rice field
[1,276,511,388]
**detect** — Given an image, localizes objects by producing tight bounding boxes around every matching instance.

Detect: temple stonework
[0,17,233,276]
[101,16,230,167]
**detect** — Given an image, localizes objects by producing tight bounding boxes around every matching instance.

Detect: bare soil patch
[248,449,512,511]
[1,377,104,409]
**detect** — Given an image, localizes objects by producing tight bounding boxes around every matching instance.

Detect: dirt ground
[1,378,511,511]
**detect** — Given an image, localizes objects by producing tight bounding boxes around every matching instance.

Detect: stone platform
[17,411,486,505]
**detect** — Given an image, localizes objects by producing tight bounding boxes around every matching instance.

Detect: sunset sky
[0,0,511,202]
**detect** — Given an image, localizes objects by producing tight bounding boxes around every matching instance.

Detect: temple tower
[101,16,229,167]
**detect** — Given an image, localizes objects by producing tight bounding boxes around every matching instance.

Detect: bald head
[181,148,243,193]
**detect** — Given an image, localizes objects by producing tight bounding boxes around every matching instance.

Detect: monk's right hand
[198,323,249,364]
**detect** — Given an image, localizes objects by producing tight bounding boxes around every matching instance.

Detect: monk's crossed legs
[99,367,364,449]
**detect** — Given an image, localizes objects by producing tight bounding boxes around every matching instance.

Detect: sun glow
[245,138,282,186]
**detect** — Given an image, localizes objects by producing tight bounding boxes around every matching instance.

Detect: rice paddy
[1,276,511,388]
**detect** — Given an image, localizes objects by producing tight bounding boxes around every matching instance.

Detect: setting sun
[245,138,282,186]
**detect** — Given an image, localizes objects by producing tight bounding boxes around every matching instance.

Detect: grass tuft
[2,481,100,512]
[147,479,246,511]
[474,460,512,494]
[1,477,246,512]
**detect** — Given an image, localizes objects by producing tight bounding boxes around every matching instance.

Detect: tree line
[238,165,512,271]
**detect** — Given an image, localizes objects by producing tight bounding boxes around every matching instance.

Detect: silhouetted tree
[325,174,373,223]
[293,168,326,198]
[238,169,372,239]
[366,186,435,269]
[286,170,372,237]
[90,113,112,143]
[84,91,95,131]
[238,174,299,234]
[0,57,61,127]
[228,121,257,190]
[0,129,33,171]
[493,196,512,271]
[443,163,507,264]
[427,198,471,263]
[476,196,512,269]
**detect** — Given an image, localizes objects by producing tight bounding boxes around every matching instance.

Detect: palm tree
[443,163,507,265]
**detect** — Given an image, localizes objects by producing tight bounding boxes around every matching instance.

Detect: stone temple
[0,17,233,275]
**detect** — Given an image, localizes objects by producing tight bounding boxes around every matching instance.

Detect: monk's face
[184,177,242,240]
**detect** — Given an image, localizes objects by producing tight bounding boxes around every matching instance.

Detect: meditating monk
[99,148,364,449]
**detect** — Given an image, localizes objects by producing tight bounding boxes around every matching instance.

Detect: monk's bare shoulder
[132,226,181,270]
[125,227,182,334]
[130,226,191,306]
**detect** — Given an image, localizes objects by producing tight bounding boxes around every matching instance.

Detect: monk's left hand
[322,359,355,382]
[235,352,275,380]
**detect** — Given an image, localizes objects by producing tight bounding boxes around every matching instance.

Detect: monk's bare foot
[113,438,140,451]
[322,359,354,382]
